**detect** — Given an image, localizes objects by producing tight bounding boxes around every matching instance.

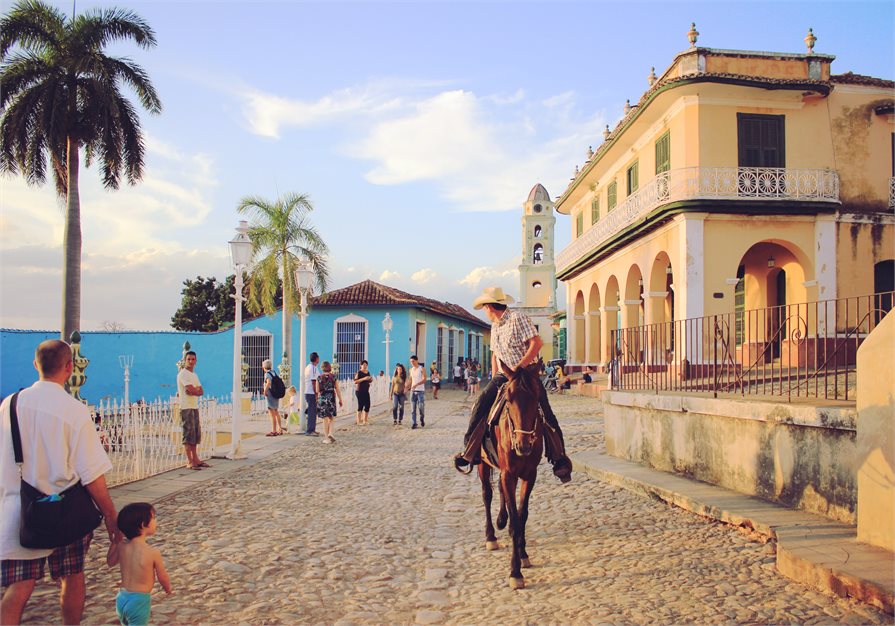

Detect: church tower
[516,183,558,358]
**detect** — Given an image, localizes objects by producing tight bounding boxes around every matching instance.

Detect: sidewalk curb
[572,450,894,615]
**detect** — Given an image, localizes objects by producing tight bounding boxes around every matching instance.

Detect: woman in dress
[390,363,407,426]
[429,362,441,400]
[354,360,373,425]
[316,361,343,443]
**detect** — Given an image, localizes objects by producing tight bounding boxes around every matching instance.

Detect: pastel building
[0,280,489,403]
[554,33,894,370]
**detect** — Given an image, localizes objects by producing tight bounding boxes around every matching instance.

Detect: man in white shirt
[1,340,119,625]
[303,352,320,436]
[408,355,427,429]
[177,351,206,469]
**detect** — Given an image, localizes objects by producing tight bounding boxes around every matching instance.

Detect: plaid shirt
[490,308,538,370]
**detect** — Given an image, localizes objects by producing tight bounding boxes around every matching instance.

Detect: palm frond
[0,0,65,59]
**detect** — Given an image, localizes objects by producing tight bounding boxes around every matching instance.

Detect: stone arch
[602,275,620,364]
[573,290,586,363]
[622,263,645,328]
[587,283,602,363]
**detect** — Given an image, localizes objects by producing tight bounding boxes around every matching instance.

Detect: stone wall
[603,391,858,524]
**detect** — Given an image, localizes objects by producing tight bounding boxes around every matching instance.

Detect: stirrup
[453,455,474,475]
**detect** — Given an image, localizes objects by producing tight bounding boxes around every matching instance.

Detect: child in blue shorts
[107,503,172,625]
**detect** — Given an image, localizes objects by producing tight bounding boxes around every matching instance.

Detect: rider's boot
[453,418,486,473]
[543,423,572,483]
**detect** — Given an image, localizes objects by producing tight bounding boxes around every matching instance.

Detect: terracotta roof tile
[312,280,489,328]
[832,72,894,88]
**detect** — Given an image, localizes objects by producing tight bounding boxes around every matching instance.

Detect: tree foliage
[169,275,274,332]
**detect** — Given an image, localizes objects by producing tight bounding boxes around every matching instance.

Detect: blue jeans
[411,391,425,425]
[391,393,405,422]
[305,394,317,434]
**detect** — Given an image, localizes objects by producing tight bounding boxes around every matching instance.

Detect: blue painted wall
[0,306,488,403]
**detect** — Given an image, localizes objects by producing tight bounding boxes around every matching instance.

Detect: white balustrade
[557,167,840,273]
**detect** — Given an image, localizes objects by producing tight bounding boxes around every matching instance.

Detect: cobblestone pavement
[20,390,890,625]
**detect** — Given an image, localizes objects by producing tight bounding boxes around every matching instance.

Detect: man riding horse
[453,287,573,483]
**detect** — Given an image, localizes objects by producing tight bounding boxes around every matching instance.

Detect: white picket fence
[94,376,391,487]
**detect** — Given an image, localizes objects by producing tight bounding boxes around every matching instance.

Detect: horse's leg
[500,471,524,589]
[496,478,508,531]
[518,474,536,568]
[479,464,499,550]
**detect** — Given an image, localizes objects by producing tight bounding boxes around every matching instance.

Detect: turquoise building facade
[0,281,489,403]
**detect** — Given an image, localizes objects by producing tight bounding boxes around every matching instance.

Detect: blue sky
[1,0,893,330]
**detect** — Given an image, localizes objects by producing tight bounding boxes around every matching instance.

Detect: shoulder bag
[10,392,103,549]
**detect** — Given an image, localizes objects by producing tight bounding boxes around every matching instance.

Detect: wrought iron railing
[557,166,840,273]
[609,292,893,401]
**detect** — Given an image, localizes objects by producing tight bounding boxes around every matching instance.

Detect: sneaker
[306,432,320,437]
[393,419,397,425]
[411,424,417,429]
[328,435,336,443]
[321,437,331,444]
[420,417,425,428]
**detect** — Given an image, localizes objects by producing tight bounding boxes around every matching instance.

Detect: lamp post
[118,355,134,407]
[382,313,393,379]
[227,220,253,460]
[294,262,314,421]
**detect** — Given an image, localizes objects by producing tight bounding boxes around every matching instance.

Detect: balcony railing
[889,177,894,210]
[557,167,840,274]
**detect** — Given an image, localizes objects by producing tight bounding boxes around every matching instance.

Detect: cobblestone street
[20,390,890,625]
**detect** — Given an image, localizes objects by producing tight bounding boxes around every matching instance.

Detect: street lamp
[294,262,314,422]
[382,313,393,378]
[227,220,253,459]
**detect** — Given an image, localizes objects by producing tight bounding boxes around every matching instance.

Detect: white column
[228,268,246,460]
[677,214,705,320]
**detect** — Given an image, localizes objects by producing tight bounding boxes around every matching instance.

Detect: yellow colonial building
[555,31,894,371]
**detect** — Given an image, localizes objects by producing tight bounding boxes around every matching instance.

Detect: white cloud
[410,268,437,284]
[459,265,520,290]
[379,270,401,282]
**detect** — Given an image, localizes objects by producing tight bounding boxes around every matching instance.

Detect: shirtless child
[107,503,172,625]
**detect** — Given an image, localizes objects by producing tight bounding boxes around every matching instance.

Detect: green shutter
[607,181,617,210]
[591,195,600,224]
[655,131,670,174]
[627,161,639,195]
[575,212,583,237]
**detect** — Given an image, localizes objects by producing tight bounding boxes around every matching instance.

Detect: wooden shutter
[607,181,617,210]
[737,114,785,167]
[655,131,670,174]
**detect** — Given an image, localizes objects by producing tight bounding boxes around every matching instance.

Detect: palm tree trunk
[282,252,293,386]
[62,136,81,341]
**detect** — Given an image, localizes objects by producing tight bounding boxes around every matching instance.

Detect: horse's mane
[507,365,541,402]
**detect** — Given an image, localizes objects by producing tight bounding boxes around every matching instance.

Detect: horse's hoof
[521,557,532,568]
[509,576,525,590]
[485,540,500,551]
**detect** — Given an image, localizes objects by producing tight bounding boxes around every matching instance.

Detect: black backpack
[269,372,286,399]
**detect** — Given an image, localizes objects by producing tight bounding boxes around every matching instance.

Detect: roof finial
[804,27,816,55]
[574,164,580,177]
[603,125,611,140]
[587,145,594,159]
[648,66,657,86]
[624,99,631,115]
[687,22,699,47]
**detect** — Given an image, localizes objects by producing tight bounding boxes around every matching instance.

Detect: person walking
[316,362,342,443]
[177,351,208,468]
[430,364,441,400]
[0,340,120,626]
[354,360,373,425]
[261,360,285,436]
[452,287,573,483]
[408,355,426,429]
[303,352,321,436]
[390,364,407,426]
[453,361,463,389]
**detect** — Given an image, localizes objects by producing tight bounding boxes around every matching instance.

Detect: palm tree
[0,0,161,340]
[237,192,329,385]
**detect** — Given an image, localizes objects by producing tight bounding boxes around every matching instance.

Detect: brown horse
[478,362,543,589]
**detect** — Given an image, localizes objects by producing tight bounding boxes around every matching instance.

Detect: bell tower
[516,183,558,358]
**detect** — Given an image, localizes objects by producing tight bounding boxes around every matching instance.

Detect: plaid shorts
[181,408,201,445]
[1,532,93,587]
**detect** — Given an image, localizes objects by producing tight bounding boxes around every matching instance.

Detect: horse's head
[501,361,542,457]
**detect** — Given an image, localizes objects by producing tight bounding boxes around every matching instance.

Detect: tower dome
[527,183,551,204]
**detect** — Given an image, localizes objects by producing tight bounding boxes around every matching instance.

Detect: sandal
[266,432,277,437]
[197,462,211,468]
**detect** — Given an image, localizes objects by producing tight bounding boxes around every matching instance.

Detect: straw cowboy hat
[472,287,516,310]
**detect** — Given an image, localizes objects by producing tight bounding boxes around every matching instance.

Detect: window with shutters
[737,113,785,167]
[437,326,445,374]
[591,195,600,224]
[655,131,670,174]
[575,211,583,237]
[607,181,617,211]
[626,161,639,196]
